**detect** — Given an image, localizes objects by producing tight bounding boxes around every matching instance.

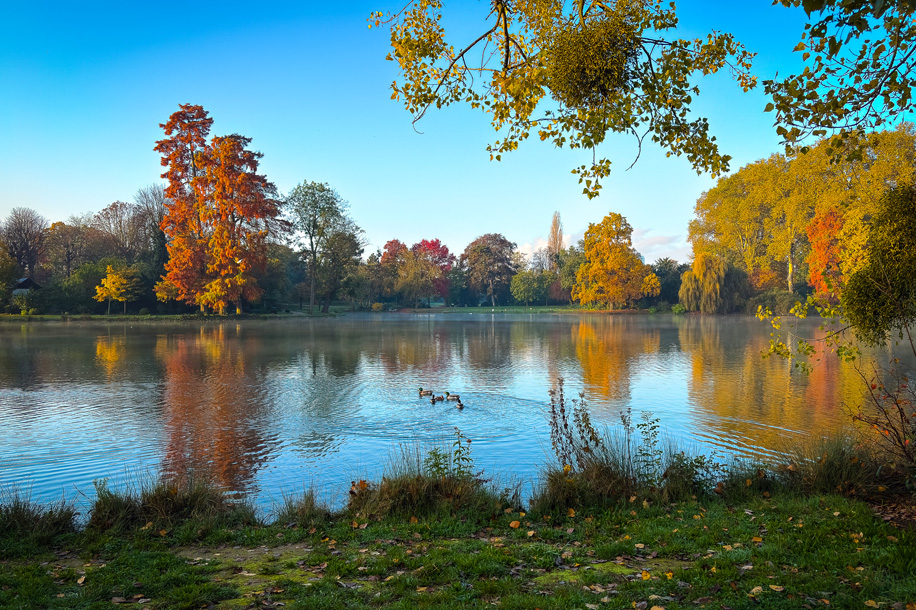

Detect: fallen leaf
[567,527,574,534]
[140,522,152,530]
[635,543,645,549]
[527,530,535,537]
[650,606,665,610]
[749,586,763,595]
[769,585,784,592]
[568,508,576,517]
[752,536,763,543]
[359,522,368,529]
[416,586,427,592]
[159,529,167,537]
[410,516,418,524]
[509,521,520,528]
[642,570,651,580]
[77,576,85,585]
[111,597,127,604]
[665,571,674,579]
[865,601,878,608]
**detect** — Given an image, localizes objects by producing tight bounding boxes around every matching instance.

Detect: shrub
[138,307,150,315]
[671,303,686,315]
[371,302,384,312]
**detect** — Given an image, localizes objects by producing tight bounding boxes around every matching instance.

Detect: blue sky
[0,1,813,263]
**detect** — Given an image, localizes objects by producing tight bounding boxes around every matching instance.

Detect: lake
[0,313,885,511]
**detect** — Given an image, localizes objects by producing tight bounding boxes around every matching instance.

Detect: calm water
[0,314,886,511]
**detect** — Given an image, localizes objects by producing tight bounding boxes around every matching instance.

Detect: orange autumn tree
[806,209,844,297]
[197,134,280,314]
[154,104,213,307]
[154,105,280,313]
[572,212,658,309]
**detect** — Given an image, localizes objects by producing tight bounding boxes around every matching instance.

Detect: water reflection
[0,315,901,509]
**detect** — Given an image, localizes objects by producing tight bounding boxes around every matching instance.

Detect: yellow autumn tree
[572,212,656,309]
[95,265,143,314]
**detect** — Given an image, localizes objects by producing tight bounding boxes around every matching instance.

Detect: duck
[419,387,433,397]
[434,395,445,402]
[455,400,464,410]
[445,392,460,401]
[430,396,437,404]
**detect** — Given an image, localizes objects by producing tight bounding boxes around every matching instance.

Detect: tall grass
[0,486,77,556]
[87,473,258,534]
[346,439,516,521]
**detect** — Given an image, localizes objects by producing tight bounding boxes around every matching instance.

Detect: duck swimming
[455,400,464,410]
[419,387,433,397]
[445,392,460,401]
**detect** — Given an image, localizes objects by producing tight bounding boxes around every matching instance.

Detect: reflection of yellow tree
[95,335,125,378]
[573,318,657,401]
[157,325,271,492]
[679,318,866,453]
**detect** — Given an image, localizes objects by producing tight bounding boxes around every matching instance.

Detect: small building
[11,277,41,296]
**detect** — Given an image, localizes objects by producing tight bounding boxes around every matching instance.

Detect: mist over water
[0,314,880,511]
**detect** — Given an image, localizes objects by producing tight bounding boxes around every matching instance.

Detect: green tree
[286,181,350,314]
[373,1,755,198]
[511,269,550,306]
[396,249,438,308]
[464,233,517,306]
[766,0,916,156]
[316,224,364,313]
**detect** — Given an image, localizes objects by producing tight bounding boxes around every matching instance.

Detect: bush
[138,307,150,315]
[371,302,384,312]
[671,303,686,315]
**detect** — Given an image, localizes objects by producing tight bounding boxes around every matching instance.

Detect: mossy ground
[3,494,914,609]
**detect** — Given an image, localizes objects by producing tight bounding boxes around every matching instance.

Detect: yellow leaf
[635,543,645,549]
[527,530,535,537]
[769,585,784,592]
[665,571,673,579]
[410,516,418,524]
[159,529,167,537]
[509,520,520,528]
[567,508,576,517]
[416,586,427,592]
[140,521,153,530]
[641,570,651,580]
[749,586,763,595]
[864,601,878,608]
[752,536,763,543]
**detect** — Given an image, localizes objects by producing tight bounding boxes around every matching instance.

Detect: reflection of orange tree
[156,326,271,493]
[678,319,861,452]
[573,319,657,401]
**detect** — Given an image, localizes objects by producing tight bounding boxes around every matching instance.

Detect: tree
[373,1,756,197]
[154,105,281,314]
[511,269,551,306]
[154,104,214,308]
[133,184,169,273]
[652,257,688,304]
[412,238,455,302]
[2,207,48,278]
[93,201,145,263]
[196,134,281,315]
[286,181,349,314]
[841,183,916,345]
[766,0,916,155]
[547,212,564,269]
[678,253,750,313]
[396,249,438,308]
[572,212,655,309]
[44,217,94,279]
[316,225,364,313]
[94,265,143,314]
[464,233,517,306]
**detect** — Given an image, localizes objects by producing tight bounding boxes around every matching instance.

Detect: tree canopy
[372,0,756,198]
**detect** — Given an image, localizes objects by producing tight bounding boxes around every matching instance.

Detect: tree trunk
[107,298,111,315]
[787,242,795,293]
[123,300,127,314]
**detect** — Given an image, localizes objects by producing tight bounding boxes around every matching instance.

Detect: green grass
[1,491,913,609]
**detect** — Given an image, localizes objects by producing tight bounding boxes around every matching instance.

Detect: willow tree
[372,0,755,198]
[679,253,749,314]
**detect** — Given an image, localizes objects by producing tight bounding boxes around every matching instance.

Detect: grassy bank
[2,486,914,609]
[3,432,915,609]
